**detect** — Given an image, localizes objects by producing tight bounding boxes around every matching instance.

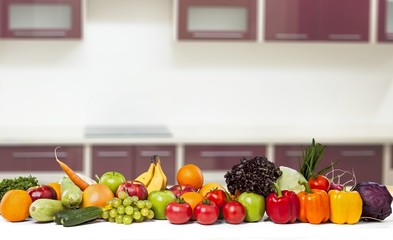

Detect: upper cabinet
[177,0,257,40]
[378,0,393,42]
[0,0,82,39]
[265,0,370,42]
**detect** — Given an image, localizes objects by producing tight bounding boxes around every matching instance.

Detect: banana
[146,158,165,194]
[156,158,167,189]
[135,161,155,187]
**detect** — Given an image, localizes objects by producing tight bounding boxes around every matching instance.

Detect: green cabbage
[277,166,307,194]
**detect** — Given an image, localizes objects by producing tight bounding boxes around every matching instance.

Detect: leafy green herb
[0,175,39,201]
[299,139,336,180]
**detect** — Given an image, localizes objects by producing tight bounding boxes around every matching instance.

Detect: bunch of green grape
[101,191,154,225]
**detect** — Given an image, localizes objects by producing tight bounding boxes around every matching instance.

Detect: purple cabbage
[353,181,393,221]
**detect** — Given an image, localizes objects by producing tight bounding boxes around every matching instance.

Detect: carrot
[55,147,89,191]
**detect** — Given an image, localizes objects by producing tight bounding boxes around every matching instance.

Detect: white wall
[1,0,393,139]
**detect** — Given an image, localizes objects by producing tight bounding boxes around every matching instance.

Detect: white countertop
[1,212,393,240]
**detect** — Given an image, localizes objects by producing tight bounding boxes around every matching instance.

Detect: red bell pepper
[266,183,300,224]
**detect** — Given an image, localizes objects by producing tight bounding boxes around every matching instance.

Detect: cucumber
[60,206,103,227]
[60,177,83,208]
[29,199,65,222]
[53,209,73,224]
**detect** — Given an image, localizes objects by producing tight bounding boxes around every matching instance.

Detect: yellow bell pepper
[328,190,363,224]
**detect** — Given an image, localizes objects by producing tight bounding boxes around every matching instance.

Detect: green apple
[99,171,126,194]
[147,190,176,220]
[238,192,265,222]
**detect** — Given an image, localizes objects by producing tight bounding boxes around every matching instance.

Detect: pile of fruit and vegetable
[1,140,392,227]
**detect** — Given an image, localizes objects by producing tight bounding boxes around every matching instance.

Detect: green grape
[134,216,145,223]
[117,205,125,215]
[112,198,122,208]
[109,208,118,218]
[123,215,133,225]
[131,196,139,203]
[140,208,149,217]
[123,196,132,206]
[147,210,154,220]
[116,214,124,224]
[144,200,153,209]
[101,210,110,219]
[133,210,141,220]
[125,206,134,215]
[136,200,145,209]
[118,191,128,200]
[108,217,116,223]
[106,199,114,206]
[133,207,139,212]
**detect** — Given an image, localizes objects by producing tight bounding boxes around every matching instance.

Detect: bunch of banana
[134,155,167,194]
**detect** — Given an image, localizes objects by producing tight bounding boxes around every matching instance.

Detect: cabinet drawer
[135,145,176,186]
[0,145,83,172]
[184,145,266,171]
[92,146,134,180]
[275,144,383,183]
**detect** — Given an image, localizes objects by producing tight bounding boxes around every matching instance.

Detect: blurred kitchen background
[0,0,392,186]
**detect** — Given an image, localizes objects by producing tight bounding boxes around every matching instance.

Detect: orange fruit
[0,190,32,222]
[81,183,114,208]
[177,164,204,190]
[180,192,205,219]
[198,182,226,197]
[47,182,61,200]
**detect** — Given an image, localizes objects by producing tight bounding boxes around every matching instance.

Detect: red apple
[27,185,57,202]
[116,180,148,200]
[169,184,196,198]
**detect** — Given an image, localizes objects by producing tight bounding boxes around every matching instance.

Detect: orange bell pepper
[297,182,330,224]
[329,189,362,224]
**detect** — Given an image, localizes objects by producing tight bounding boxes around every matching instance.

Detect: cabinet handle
[193,32,243,39]
[200,151,253,158]
[341,150,375,157]
[13,30,66,37]
[12,151,67,159]
[285,150,303,157]
[96,151,129,158]
[275,33,308,40]
[328,34,361,40]
[139,151,171,157]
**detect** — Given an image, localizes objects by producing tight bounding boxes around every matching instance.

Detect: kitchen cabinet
[264,0,318,41]
[92,146,134,180]
[264,0,370,42]
[0,0,82,38]
[184,145,266,171]
[0,145,83,172]
[378,0,393,42]
[177,0,257,40]
[92,145,176,184]
[274,144,383,183]
[134,145,176,186]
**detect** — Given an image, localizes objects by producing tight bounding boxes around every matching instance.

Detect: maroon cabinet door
[0,145,83,172]
[317,0,370,41]
[184,145,266,171]
[0,0,82,38]
[265,0,318,41]
[92,146,134,180]
[178,0,257,40]
[275,144,383,184]
[134,145,176,186]
[378,0,393,42]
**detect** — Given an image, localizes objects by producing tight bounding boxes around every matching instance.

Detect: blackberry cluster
[224,156,282,197]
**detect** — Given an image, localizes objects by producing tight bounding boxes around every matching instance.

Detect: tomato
[165,200,192,224]
[194,199,219,225]
[308,175,330,192]
[222,201,246,224]
[205,189,228,208]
